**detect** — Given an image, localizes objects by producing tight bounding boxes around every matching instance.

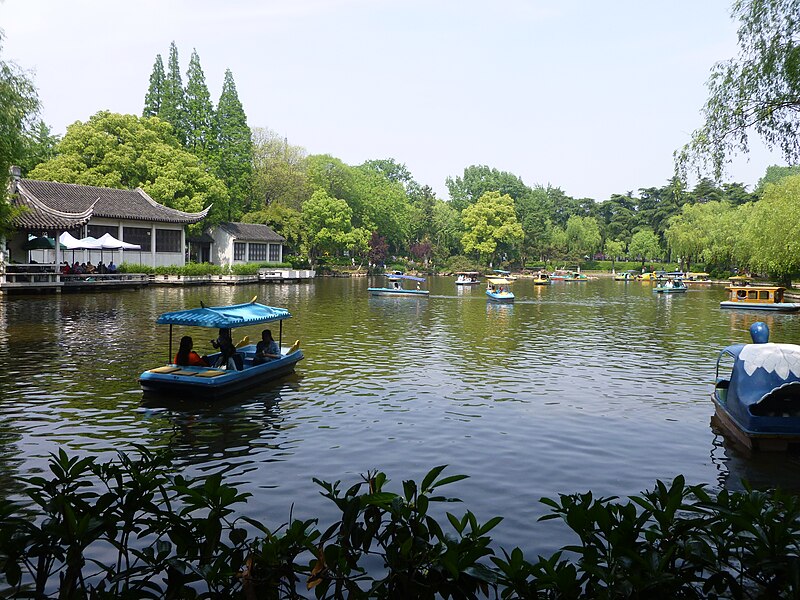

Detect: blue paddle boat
[486,277,514,302]
[368,273,429,297]
[653,278,687,293]
[712,321,800,451]
[138,298,303,399]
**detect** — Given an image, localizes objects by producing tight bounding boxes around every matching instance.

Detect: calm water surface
[2,276,800,555]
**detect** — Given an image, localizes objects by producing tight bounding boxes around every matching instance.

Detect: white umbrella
[97,232,140,250]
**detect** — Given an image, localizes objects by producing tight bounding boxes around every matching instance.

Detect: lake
[2,275,800,556]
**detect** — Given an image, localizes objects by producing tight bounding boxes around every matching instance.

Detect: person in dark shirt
[253,329,281,365]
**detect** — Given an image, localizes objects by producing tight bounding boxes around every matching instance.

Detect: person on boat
[174,336,209,367]
[107,260,117,273]
[253,329,281,365]
[211,328,241,370]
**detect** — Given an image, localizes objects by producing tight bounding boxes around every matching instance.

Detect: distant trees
[460,191,523,265]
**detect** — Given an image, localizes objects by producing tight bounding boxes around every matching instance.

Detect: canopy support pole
[279,320,283,348]
[168,325,173,363]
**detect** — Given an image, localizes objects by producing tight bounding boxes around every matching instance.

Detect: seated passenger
[211,328,241,370]
[253,329,281,365]
[174,336,209,367]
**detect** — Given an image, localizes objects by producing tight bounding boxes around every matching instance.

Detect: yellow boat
[720,285,800,312]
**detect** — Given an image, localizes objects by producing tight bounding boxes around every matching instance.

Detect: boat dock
[0,265,316,294]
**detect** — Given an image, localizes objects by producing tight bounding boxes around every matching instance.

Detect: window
[760,291,770,300]
[155,229,181,253]
[88,224,118,238]
[123,227,151,251]
[748,291,757,299]
[234,242,246,261]
[248,243,268,261]
[269,243,280,262]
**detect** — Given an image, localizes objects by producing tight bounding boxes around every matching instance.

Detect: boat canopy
[156,300,291,328]
[493,269,511,274]
[487,277,511,284]
[385,273,425,282]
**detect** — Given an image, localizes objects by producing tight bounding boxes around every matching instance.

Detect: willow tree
[678,0,800,178]
[0,33,40,233]
[741,175,800,286]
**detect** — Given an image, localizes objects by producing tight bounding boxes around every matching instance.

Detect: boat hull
[711,389,800,451]
[654,287,687,293]
[720,301,800,311]
[486,291,514,302]
[368,288,430,297]
[139,350,304,400]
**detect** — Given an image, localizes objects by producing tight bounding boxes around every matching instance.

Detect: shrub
[3,451,800,599]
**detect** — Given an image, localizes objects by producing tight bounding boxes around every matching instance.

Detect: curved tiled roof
[12,185,95,230]
[16,178,210,224]
[218,222,285,242]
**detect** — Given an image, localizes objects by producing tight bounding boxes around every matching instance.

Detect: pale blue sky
[0,0,787,200]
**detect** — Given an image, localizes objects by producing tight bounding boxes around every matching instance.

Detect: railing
[0,264,149,289]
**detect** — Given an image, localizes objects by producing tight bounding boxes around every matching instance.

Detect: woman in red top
[174,336,209,367]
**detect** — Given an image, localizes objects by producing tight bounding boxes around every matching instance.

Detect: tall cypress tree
[142,54,165,117]
[160,41,185,142]
[216,69,253,220]
[184,49,216,165]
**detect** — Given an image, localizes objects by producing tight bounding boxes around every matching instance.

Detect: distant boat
[493,269,517,280]
[368,273,429,297]
[532,271,551,285]
[653,278,688,293]
[550,269,588,282]
[455,271,481,285]
[712,321,800,451]
[720,284,800,312]
[613,270,637,282]
[486,277,514,302]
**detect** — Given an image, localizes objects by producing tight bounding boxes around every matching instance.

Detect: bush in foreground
[1,448,799,598]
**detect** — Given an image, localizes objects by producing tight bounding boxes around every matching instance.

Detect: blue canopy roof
[386,273,425,282]
[156,300,291,328]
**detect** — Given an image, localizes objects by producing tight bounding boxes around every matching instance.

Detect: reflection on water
[3,277,800,555]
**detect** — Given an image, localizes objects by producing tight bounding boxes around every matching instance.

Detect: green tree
[251,128,309,211]
[742,175,800,286]
[460,191,523,265]
[431,201,461,262]
[143,54,165,117]
[28,111,228,219]
[628,228,662,267]
[361,158,413,186]
[242,203,303,253]
[216,68,252,221]
[678,0,800,178]
[446,165,530,212]
[19,120,59,175]
[300,189,355,264]
[565,215,601,265]
[755,165,800,195]
[0,32,40,232]
[516,189,553,264]
[160,41,185,143]
[604,239,626,271]
[183,49,216,164]
[665,201,734,272]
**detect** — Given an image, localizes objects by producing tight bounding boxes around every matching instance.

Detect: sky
[0,0,789,201]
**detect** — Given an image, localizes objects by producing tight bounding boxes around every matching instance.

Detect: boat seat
[171,369,199,376]
[195,370,227,378]
[149,365,181,374]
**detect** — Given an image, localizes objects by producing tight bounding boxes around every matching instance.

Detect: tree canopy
[679,0,800,178]
[28,111,228,218]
